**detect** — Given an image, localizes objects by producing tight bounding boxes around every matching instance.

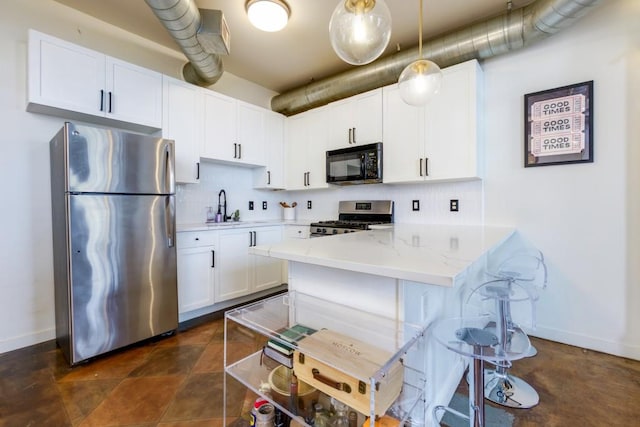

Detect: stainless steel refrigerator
[50,122,178,365]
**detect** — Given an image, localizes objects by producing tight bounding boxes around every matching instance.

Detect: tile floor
[1,312,639,427]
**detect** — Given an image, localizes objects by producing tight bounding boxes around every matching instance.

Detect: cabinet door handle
[424,157,429,176]
[99,90,105,111]
[233,143,237,159]
[311,368,352,393]
[348,128,352,144]
[419,158,423,176]
[211,250,215,268]
[108,91,113,113]
[196,162,200,180]
[253,231,257,246]
[238,143,242,159]
[352,127,356,144]
[267,170,271,185]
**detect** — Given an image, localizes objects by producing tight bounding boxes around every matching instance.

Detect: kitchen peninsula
[249,223,519,426]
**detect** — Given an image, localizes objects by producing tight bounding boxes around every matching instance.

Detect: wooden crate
[293,329,403,416]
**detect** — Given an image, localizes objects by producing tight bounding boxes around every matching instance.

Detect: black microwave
[326,142,383,185]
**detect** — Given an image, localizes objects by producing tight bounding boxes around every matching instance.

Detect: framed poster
[524,80,593,167]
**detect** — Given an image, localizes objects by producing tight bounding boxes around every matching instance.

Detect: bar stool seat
[432,314,532,427]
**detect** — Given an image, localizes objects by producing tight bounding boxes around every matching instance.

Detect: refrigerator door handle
[165,196,175,248]
[164,143,175,193]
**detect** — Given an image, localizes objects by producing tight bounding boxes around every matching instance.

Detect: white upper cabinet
[285,107,329,190]
[383,59,483,183]
[254,110,285,189]
[162,76,202,184]
[106,57,163,129]
[27,29,162,132]
[202,91,266,167]
[327,88,383,150]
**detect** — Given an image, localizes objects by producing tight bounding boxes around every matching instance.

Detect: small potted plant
[232,209,240,222]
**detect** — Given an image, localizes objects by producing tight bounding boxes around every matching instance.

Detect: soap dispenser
[206,206,215,222]
[215,205,223,223]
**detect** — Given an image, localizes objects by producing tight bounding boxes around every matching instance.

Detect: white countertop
[249,223,515,286]
[177,219,313,232]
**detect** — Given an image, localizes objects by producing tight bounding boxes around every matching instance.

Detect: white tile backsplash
[177,161,483,225]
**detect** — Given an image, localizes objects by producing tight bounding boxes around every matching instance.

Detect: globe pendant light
[329,0,392,65]
[398,0,442,106]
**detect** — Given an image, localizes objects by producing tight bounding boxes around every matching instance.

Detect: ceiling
[53,0,534,93]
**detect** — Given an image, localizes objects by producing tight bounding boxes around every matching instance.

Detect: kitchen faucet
[218,189,228,222]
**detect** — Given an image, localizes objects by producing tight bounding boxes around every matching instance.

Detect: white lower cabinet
[177,225,284,314]
[176,231,216,313]
[217,226,285,302]
[224,292,427,426]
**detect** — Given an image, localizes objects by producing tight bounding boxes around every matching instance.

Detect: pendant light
[329,0,392,65]
[246,0,290,32]
[398,0,442,106]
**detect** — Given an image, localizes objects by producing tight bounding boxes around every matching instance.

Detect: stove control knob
[332,229,338,234]
[322,228,327,233]
[316,228,322,233]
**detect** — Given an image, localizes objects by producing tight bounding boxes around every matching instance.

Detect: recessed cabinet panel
[107,58,162,128]
[252,227,284,291]
[383,59,483,183]
[285,107,329,190]
[31,32,105,116]
[177,246,215,313]
[202,91,237,161]
[202,93,268,167]
[163,76,202,184]
[328,88,383,150]
[254,111,285,189]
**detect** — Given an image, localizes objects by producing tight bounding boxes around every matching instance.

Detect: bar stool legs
[483,285,539,409]
[433,327,498,427]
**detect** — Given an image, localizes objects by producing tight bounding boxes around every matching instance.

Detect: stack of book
[263,324,317,368]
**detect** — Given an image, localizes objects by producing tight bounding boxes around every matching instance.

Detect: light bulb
[398,59,443,106]
[329,0,392,65]
[246,0,290,32]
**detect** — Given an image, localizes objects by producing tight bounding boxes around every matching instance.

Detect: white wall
[482,0,640,359]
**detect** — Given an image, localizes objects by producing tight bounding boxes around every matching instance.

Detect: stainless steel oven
[310,200,393,237]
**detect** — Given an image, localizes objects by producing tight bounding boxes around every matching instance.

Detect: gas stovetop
[310,200,394,237]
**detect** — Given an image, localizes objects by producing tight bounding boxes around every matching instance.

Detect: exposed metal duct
[272,0,603,116]
[145,0,228,86]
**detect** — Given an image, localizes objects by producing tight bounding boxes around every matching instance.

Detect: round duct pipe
[271,0,603,116]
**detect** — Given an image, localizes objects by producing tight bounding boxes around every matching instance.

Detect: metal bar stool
[432,314,532,427]
[468,251,547,409]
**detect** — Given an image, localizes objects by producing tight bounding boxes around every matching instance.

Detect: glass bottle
[329,401,349,427]
[313,403,330,427]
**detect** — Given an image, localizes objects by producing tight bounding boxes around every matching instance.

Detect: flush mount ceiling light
[246,0,290,32]
[329,0,392,65]
[398,0,442,106]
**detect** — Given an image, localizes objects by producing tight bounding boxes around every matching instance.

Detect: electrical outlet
[450,199,459,212]
[307,200,312,209]
[262,201,267,210]
[412,200,420,211]
[249,201,254,210]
